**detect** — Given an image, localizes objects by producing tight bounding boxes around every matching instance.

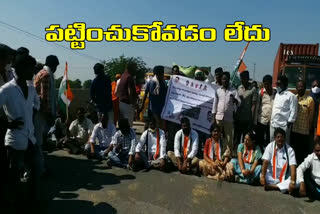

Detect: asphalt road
[38,150,320,214]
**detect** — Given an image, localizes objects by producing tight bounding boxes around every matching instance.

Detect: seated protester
[199,124,233,181]
[231,131,262,184]
[107,119,136,169]
[47,110,67,150]
[260,128,300,193]
[85,113,116,160]
[297,141,320,200]
[65,107,94,154]
[135,117,167,171]
[167,117,199,174]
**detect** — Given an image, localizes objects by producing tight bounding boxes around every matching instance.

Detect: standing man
[255,75,276,151]
[0,43,15,202]
[291,81,314,164]
[167,117,199,175]
[34,55,59,174]
[139,66,167,130]
[270,75,297,142]
[212,67,223,89]
[90,63,113,123]
[234,70,257,147]
[111,74,121,126]
[0,54,40,203]
[117,62,137,127]
[213,72,241,155]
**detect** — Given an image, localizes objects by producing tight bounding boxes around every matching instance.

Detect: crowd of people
[0,43,320,212]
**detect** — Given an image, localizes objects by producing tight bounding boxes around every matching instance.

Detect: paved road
[38,150,320,214]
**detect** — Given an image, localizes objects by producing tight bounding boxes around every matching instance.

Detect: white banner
[161,75,216,134]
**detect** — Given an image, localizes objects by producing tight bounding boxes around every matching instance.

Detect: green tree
[82,79,92,89]
[69,79,82,89]
[102,55,148,82]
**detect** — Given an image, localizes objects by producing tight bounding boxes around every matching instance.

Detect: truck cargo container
[273,43,320,89]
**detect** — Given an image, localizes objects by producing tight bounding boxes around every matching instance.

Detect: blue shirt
[145,80,167,115]
[90,74,113,114]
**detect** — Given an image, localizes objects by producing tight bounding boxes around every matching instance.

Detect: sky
[0,0,319,82]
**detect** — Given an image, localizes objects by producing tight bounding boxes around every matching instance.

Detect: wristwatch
[290,180,296,185]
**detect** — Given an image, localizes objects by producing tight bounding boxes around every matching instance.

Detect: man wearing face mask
[291,81,314,165]
[270,75,298,143]
[167,117,199,175]
[34,55,59,175]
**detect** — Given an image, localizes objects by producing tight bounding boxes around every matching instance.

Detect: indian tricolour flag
[58,62,73,118]
[231,42,250,88]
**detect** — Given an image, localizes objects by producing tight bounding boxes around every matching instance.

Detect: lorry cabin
[273,43,320,91]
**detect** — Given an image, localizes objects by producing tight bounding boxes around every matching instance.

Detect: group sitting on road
[0,43,320,212]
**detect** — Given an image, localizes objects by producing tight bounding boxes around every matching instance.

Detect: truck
[273,43,320,89]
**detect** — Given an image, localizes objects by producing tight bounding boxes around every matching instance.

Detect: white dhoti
[265,172,300,193]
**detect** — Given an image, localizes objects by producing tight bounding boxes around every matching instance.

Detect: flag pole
[65,62,69,122]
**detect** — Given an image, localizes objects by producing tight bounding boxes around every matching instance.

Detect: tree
[102,55,148,82]
[82,79,92,89]
[69,79,82,89]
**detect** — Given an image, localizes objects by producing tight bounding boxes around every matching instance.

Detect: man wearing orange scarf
[167,117,199,174]
[135,117,167,171]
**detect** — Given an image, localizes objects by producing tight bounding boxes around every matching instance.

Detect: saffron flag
[231,42,250,87]
[58,62,73,116]
[238,61,247,73]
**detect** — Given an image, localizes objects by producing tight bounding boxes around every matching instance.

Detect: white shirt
[69,118,94,144]
[213,86,241,122]
[0,79,40,150]
[271,89,298,128]
[262,141,297,179]
[297,153,320,185]
[136,129,167,159]
[90,122,116,148]
[174,129,199,159]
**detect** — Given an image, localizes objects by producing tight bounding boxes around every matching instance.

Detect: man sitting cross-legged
[65,107,94,154]
[260,127,300,194]
[106,119,136,169]
[135,117,167,171]
[85,113,116,160]
[167,117,199,174]
[297,141,320,200]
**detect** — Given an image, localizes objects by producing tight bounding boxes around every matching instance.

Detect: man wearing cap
[139,66,167,130]
[234,70,258,148]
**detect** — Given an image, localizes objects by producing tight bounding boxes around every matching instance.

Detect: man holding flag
[230,42,250,88]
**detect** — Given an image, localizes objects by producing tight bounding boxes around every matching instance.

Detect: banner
[161,75,216,134]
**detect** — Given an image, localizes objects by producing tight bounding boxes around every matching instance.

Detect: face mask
[5,63,12,72]
[276,87,282,93]
[312,86,320,94]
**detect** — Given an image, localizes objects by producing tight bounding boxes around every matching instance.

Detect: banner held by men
[161,75,216,134]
